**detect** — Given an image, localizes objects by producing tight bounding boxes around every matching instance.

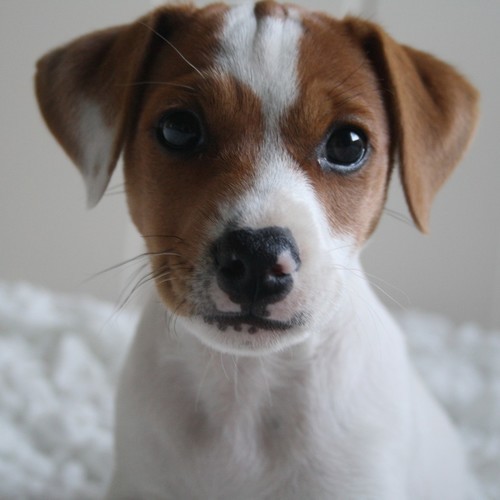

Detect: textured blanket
[0,282,498,499]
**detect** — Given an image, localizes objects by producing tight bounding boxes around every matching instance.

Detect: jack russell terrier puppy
[35,2,479,498]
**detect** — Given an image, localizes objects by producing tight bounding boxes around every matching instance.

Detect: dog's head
[36,1,478,354]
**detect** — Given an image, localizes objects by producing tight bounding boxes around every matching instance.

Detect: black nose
[212,227,301,307]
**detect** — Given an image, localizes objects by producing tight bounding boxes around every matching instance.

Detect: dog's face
[124,4,391,353]
[36,2,478,354]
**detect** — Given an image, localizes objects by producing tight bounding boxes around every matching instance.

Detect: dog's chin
[179,312,311,356]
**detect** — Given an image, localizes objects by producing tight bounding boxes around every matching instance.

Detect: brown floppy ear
[345,19,479,232]
[35,9,175,207]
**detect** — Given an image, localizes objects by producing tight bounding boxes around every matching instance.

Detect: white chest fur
[107,273,472,500]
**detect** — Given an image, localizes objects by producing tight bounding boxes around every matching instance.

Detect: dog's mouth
[202,312,306,334]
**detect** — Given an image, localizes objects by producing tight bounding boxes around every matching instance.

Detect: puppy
[35,2,479,498]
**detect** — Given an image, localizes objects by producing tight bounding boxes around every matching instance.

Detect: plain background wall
[364,0,500,330]
[1,0,499,329]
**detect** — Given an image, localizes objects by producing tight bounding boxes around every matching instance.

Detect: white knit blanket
[0,282,498,499]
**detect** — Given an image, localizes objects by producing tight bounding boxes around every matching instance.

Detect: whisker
[85,250,182,282]
[143,234,185,241]
[258,357,273,408]
[323,241,409,308]
[104,183,126,197]
[331,60,368,91]
[383,207,413,227]
[196,350,215,412]
[334,87,382,108]
[140,22,205,79]
[104,190,126,197]
[168,298,188,337]
[361,268,407,292]
[344,281,387,332]
[339,265,409,309]
[142,234,192,249]
[155,272,187,288]
[220,352,230,381]
[113,245,193,311]
[106,182,125,193]
[116,268,158,312]
[232,355,239,404]
[116,81,196,92]
[325,242,358,254]
[118,265,171,311]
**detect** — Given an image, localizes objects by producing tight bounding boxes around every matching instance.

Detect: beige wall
[362,0,500,329]
[1,1,148,303]
[1,0,498,328]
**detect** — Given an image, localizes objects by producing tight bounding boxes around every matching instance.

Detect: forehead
[147,3,379,116]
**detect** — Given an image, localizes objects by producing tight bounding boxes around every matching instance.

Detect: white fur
[78,100,115,208]
[107,5,479,499]
[209,281,243,314]
[216,3,302,128]
[108,279,474,499]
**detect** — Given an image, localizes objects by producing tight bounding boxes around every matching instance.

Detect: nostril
[262,268,293,294]
[269,263,287,277]
[220,257,246,281]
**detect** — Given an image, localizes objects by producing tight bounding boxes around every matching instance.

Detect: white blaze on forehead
[216,4,303,126]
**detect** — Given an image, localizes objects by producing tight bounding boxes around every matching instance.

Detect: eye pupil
[322,126,368,173]
[157,110,202,151]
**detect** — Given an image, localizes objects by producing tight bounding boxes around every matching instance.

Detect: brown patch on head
[282,13,391,245]
[254,0,288,19]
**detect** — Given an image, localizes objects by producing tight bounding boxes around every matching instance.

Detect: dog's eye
[157,110,203,151]
[319,126,368,173]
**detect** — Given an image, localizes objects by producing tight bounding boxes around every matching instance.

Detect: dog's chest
[111,296,415,499]
[175,408,325,499]
[160,361,332,498]
[119,336,342,498]
[136,349,388,500]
